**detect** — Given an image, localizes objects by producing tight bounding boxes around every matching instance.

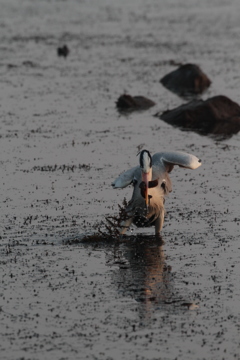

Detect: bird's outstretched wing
[152,151,202,173]
[112,166,140,188]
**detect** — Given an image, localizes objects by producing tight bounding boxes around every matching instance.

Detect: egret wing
[112,166,139,188]
[152,151,202,173]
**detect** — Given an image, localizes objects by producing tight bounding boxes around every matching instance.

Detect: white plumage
[112,150,202,236]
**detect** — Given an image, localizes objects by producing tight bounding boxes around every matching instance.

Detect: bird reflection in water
[108,235,174,323]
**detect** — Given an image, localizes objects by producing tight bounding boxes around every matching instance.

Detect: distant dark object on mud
[57,45,69,58]
[160,64,211,99]
[116,94,156,113]
[156,95,240,138]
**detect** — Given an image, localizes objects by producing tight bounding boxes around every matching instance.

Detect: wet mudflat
[0,0,240,359]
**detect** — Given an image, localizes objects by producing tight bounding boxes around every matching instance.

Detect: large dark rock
[160,64,211,99]
[156,95,240,138]
[116,94,156,113]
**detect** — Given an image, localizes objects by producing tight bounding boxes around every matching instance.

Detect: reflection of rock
[156,95,240,138]
[57,45,69,58]
[116,94,156,112]
[160,63,211,99]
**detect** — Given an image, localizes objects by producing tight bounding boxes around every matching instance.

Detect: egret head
[139,150,152,206]
[139,150,152,173]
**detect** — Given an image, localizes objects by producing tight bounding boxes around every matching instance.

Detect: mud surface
[0,0,240,359]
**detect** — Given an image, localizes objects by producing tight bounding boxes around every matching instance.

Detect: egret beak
[142,171,152,206]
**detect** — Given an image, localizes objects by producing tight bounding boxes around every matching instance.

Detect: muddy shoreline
[1,0,240,359]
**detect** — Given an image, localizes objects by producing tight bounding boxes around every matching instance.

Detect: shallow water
[0,0,240,359]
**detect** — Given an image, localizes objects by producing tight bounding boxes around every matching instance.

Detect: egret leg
[155,209,165,236]
[119,218,133,235]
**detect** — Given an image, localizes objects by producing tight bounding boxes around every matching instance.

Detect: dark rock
[156,95,240,138]
[160,63,211,99]
[116,94,156,113]
[57,45,69,58]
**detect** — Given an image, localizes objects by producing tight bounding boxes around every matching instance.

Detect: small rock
[160,63,211,99]
[57,45,69,58]
[116,94,156,112]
